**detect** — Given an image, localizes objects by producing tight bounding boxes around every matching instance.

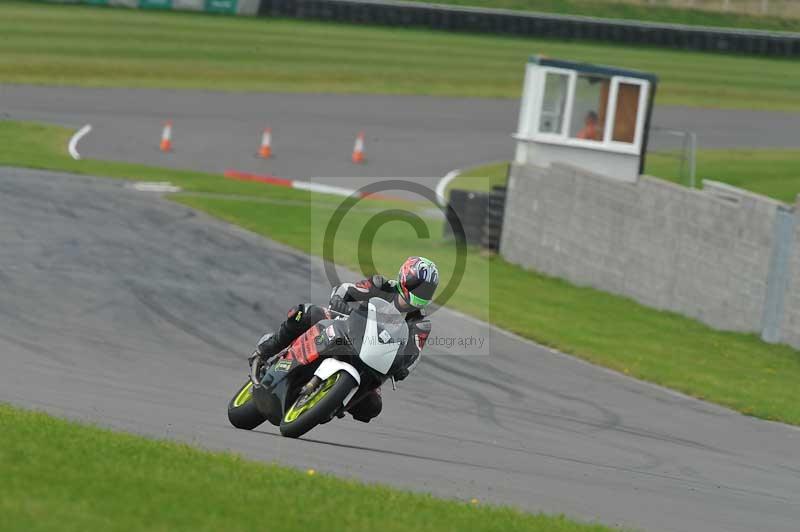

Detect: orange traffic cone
[160,120,173,152]
[258,128,272,159]
[351,130,365,164]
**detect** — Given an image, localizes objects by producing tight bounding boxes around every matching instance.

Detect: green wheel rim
[284,373,341,423]
[233,382,253,408]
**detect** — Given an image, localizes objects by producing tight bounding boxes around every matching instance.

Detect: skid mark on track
[128,283,234,357]
[291,434,790,503]
[422,354,725,455]
[419,363,505,430]
[425,355,623,433]
[0,330,72,366]
[365,422,665,473]
[457,356,724,453]
[479,397,725,454]
[424,356,525,399]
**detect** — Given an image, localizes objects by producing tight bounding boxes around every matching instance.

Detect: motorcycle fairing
[345,298,407,375]
[359,300,404,374]
[284,324,323,365]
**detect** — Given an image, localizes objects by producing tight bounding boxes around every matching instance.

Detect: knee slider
[286,304,305,322]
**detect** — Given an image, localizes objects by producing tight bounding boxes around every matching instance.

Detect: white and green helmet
[397,256,439,308]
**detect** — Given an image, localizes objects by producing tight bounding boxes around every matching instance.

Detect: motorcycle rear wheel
[279,371,357,438]
[227,380,268,430]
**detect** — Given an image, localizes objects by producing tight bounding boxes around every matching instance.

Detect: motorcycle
[227,297,408,438]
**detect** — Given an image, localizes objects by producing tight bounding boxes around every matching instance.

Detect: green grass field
[2,1,799,110]
[0,403,615,532]
[4,118,800,427]
[411,0,800,32]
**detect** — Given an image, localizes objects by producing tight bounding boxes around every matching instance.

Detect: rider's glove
[329,295,350,315]
[393,367,410,381]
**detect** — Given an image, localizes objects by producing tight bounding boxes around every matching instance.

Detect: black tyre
[227,380,268,430]
[279,371,357,439]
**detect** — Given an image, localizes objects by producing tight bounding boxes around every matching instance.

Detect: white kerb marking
[128,182,181,193]
[435,168,461,207]
[292,180,359,197]
[68,124,92,160]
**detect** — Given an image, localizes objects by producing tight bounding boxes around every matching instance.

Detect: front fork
[248,350,263,387]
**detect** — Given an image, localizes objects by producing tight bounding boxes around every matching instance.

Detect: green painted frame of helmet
[408,292,431,308]
[396,282,431,308]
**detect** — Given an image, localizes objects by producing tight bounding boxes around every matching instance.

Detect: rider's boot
[255,304,313,362]
[256,332,284,360]
[255,328,295,363]
[348,388,382,423]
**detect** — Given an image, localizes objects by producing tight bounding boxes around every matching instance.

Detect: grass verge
[0,1,798,110]
[408,0,800,32]
[447,162,511,195]
[646,149,800,204]
[0,403,616,532]
[4,119,800,427]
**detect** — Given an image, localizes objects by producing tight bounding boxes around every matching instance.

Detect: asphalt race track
[1,166,798,532]
[3,85,799,190]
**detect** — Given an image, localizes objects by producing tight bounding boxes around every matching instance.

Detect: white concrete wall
[500,161,798,346]
[781,200,800,348]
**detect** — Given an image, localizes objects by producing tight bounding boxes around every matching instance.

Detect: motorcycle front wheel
[279,371,357,438]
[227,380,268,430]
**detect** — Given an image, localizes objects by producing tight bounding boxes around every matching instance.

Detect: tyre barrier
[444,186,507,251]
[481,185,506,253]
[444,189,488,246]
[45,0,800,57]
[257,0,800,57]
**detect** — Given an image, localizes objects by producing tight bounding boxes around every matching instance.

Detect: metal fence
[647,127,698,188]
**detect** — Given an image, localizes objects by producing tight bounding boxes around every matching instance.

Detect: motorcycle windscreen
[356,298,407,375]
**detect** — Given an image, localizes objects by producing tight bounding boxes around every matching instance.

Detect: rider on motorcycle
[255,256,438,423]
